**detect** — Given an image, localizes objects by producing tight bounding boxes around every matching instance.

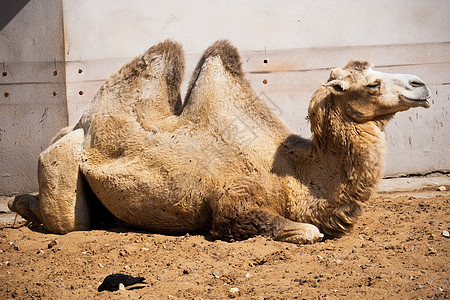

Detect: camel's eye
[366,81,381,89]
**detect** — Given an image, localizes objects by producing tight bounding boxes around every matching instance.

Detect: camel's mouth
[400,95,431,109]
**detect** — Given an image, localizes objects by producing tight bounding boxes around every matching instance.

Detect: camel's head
[319,61,431,123]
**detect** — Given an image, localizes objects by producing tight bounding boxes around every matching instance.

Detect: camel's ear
[325,80,350,94]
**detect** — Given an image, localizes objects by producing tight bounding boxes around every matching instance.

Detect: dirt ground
[1,177,449,299]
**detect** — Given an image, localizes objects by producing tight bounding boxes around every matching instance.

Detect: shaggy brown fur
[9,40,431,243]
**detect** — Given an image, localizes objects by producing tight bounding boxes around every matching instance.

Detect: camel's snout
[412,79,432,102]
[409,77,431,97]
[404,75,428,92]
[398,75,431,109]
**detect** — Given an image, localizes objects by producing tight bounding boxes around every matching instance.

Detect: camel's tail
[8,193,42,226]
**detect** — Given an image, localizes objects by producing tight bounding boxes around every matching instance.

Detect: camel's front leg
[37,128,90,233]
[211,198,323,244]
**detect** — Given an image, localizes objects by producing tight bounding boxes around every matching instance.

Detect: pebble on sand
[48,239,58,249]
[442,230,449,238]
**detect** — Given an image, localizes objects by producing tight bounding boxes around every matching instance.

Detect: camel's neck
[288,116,389,237]
[322,119,387,200]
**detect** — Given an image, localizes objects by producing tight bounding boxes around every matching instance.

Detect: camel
[9,40,431,244]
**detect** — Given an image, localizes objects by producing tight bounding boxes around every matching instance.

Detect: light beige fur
[9,41,431,243]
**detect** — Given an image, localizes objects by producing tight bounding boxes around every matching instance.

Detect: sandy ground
[0,175,449,299]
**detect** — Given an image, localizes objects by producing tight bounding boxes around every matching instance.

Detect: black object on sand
[98,273,146,292]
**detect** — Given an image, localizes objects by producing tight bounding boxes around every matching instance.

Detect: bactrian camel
[9,40,431,244]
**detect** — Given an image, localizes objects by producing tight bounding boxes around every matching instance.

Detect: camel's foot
[8,193,42,226]
[274,222,323,244]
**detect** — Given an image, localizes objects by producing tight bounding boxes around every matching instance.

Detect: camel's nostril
[410,80,425,88]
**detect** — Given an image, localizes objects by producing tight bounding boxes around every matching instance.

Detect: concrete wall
[62,0,450,177]
[0,0,68,195]
[1,0,449,194]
